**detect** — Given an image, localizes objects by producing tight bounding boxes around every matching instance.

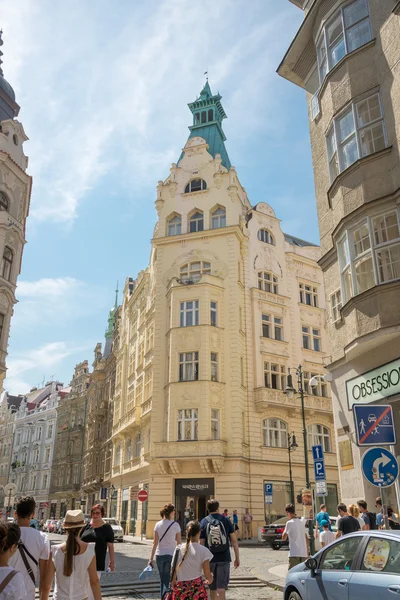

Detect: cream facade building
[279,1,400,509]
[110,83,339,536]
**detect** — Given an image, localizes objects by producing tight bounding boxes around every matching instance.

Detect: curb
[251,567,285,592]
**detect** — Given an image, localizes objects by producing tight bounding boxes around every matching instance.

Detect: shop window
[263,418,287,448]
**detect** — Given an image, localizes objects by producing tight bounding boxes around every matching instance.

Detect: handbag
[162,547,179,600]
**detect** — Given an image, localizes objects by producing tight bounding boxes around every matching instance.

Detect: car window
[319,536,360,571]
[272,517,288,525]
[362,537,400,574]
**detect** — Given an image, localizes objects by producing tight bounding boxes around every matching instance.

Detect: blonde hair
[348,504,360,518]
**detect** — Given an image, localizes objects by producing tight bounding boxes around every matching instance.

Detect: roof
[284,232,318,247]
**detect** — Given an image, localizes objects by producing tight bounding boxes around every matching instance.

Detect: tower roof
[0,30,19,120]
[104,283,119,358]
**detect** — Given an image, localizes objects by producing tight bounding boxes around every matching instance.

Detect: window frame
[262,418,288,448]
[2,246,13,281]
[0,192,8,212]
[210,352,218,382]
[261,314,284,341]
[179,351,199,382]
[210,301,218,326]
[180,261,211,282]
[180,300,199,327]
[211,206,226,229]
[168,215,182,236]
[257,229,275,245]
[302,326,322,352]
[211,409,220,440]
[177,408,198,441]
[299,282,318,307]
[258,271,278,294]
[330,289,342,323]
[184,179,207,194]
[263,361,286,390]
[308,423,332,453]
[189,211,204,233]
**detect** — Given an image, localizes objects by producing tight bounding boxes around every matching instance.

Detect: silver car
[285,530,400,600]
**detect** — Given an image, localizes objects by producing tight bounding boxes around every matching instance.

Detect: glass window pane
[327,129,337,160]
[377,245,400,283]
[353,223,371,256]
[373,213,400,245]
[338,110,355,142]
[357,95,381,127]
[362,537,400,574]
[346,18,371,52]
[340,136,358,169]
[343,0,369,28]
[360,123,385,156]
[355,255,375,292]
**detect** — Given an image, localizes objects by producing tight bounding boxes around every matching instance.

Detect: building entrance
[175,478,214,534]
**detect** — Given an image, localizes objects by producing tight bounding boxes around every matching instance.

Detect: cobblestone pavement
[102,590,283,600]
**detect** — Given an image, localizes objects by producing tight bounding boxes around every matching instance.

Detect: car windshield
[105,519,119,526]
[271,517,288,525]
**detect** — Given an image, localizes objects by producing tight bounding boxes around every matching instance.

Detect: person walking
[0,523,26,600]
[318,521,335,548]
[41,510,102,600]
[200,499,240,600]
[348,504,366,530]
[171,521,213,599]
[8,496,49,600]
[375,497,384,529]
[148,504,181,599]
[232,510,240,541]
[242,509,253,541]
[282,504,308,570]
[315,504,331,532]
[80,504,114,600]
[336,503,360,538]
[357,500,376,530]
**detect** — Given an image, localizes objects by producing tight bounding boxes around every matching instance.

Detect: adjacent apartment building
[109,82,339,536]
[279,0,400,509]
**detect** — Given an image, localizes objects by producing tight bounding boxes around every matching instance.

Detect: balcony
[112,408,137,437]
[254,387,332,414]
[154,439,227,460]
[141,399,152,416]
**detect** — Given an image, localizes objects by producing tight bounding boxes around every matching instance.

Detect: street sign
[100,488,107,500]
[353,404,396,446]
[312,445,326,482]
[264,482,273,504]
[316,481,327,497]
[362,447,399,488]
[138,489,148,502]
[130,487,139,501]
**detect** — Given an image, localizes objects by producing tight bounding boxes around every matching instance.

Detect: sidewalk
[252,562,287,592]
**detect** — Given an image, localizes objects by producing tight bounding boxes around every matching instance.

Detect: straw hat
[63,509,86,529]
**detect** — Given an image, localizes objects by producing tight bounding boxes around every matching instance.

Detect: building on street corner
[279,0,400,510]
[0,393,22,506]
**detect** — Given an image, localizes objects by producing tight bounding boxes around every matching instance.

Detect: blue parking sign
[312,445,326,482]
[264,482,273,504]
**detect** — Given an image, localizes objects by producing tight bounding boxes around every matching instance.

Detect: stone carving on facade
[158,461,169,475]
[212,458,224,473]
[168,460,180,474]
[199,458,211,473]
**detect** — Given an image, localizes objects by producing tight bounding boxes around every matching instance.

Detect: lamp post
[109,484,115,518]
[287,432,298,506]
[284,365,315,555]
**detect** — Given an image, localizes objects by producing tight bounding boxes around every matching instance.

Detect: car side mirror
[305,557,318,572]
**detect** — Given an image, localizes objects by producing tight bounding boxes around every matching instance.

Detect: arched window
[258,229,275,245]
[263,418,287,448]
[211,207,226,229]
[208,109,214,121]
[168,215,182,236]
[308,424,331,453]
[258,271,278,294]
[201,111,206,123]
[185,179,207,194]
[189,211,204,233]
[0,192,9,212]
[2,246,13,281]
[180,261,211,282]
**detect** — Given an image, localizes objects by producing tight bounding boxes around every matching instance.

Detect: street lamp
[287,432,298,506]
[284,365,315,555]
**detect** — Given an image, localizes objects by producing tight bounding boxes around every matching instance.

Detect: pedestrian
[375,497,384,529]
[42,510,102,600]
[232,510,240,541]
[336,503,360,538]
[8,496,50,600]
[0,523,26,600]
[357,500,376,530]
[386,508,400,530]
[282,504,308,570]
[242,508,253,540]
[148,503,181,599]
[223,509,229,519]
[348,504,366,530]
[80,504,115,599]
[315,504,331,532]
[318,520,335,548]
[200,499,240,600]
[171,520,213,599]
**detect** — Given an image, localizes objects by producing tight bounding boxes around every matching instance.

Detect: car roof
[339,530,400,541]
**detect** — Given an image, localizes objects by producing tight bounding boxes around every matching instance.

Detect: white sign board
[316,481,327,497]
[346,358,400,408]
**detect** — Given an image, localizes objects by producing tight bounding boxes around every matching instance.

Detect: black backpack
[366,512,377,530]
[205,516,228,554]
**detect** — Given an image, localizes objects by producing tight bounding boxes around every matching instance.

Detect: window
[33,448,39,463]
[179,352,199,381]
[47,424,53,439]
[201,111,206,123]
[168,215,182,236]
[180,301,199,327]
[125,439,132,461]
[361,537,400,574]
[308,424,331,452]
[319,535,360,570]
[299,283,318,307]
[211,409,220,440]
[135,432,141,457]
[15,433,20,446]
[180,261,211,282]
[210,301,217,326]
[43,474,48,489]
[240,357,244,386]
[2,246,13,281]
[262,314,283,341]
[330,289,342,322]
[37,427,42,441]
[189,211,204,233]
[304,372,328,397]
[44,447,50,462]
[257,229,274,245]
[302,326,321,351]
[144,369,153,401]
[97,423,101,439]
[185,179,207,194]
[264,362,286,390]
[32,475,37,490]
[211,353,218,382]
[327,93,386,181]
[211,207,226,229]
[208,109,213,121]
[258,272,278,294]
[115,444,121,466]
[178,409,198,441]
[263,418,287,448]
[0,192,8,212]
[317,0,371,84]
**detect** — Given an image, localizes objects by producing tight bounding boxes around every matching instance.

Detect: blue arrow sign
[312,444,326,482]
[353,404,396,446]
[362,447,399,488]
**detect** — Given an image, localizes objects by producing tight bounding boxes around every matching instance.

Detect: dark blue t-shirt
[200,513,234,563]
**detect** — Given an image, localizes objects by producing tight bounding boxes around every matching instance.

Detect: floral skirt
[172,577,208,599]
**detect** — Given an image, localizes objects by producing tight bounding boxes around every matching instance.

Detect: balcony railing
[112,408,137,436]
[154,439,227,460]
[254,387,332,413]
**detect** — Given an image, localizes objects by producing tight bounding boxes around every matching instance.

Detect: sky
[0,0,317,394]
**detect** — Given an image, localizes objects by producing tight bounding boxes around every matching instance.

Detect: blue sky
[0,0,317,393]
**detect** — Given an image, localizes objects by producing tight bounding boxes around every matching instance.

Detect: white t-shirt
[283,518,308,558]
[319,529,335,546]
[154,520,181,556]
[0,566,26,600]
[9,527,50,600]
[175,542,213,583]
[51,543,95,600]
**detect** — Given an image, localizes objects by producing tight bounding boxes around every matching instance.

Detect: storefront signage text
[175,478,215,497]
[346,358,400,408]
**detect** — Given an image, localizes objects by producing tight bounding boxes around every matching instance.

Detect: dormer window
[185,179,207,194]
[168,215,182,236]
[211,207,226,229]
[0,193,8,212]
[258,229,275,245]
[189,211,204,233]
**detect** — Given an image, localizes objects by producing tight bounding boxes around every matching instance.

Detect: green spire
[105,282,119,340]
[178,80,231,170]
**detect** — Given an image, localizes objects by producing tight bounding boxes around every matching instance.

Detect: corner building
[279,1,400,509]
[111,83,339,536]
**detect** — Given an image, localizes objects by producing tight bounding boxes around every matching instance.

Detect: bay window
[264,362,286,390]
[179,352,199,381]
[178,409,198,441]
[180,301,199,327]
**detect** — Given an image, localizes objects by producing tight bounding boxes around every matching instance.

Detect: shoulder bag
[159,521,175,544]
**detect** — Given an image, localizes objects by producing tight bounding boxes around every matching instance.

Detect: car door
[305,535,362,600]
[349,535,400,600]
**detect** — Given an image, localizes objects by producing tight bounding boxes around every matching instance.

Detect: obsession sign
[346,358,400,408]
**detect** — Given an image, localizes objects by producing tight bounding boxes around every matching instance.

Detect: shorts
[289,556,307,570]
[209,562,230,590]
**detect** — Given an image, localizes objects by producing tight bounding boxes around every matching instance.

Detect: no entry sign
[138,489,148,502]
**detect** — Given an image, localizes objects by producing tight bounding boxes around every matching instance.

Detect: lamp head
[284,371,296,398]
[291,434,298,451]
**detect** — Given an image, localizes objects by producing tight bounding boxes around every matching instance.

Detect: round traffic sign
[362,447,399,488]
[138,490,148,502]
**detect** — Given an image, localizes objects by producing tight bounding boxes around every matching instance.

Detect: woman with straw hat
[42,510,102,600]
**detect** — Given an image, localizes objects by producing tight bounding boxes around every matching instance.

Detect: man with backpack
[200,499,240,600]
[357,499,376,530]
